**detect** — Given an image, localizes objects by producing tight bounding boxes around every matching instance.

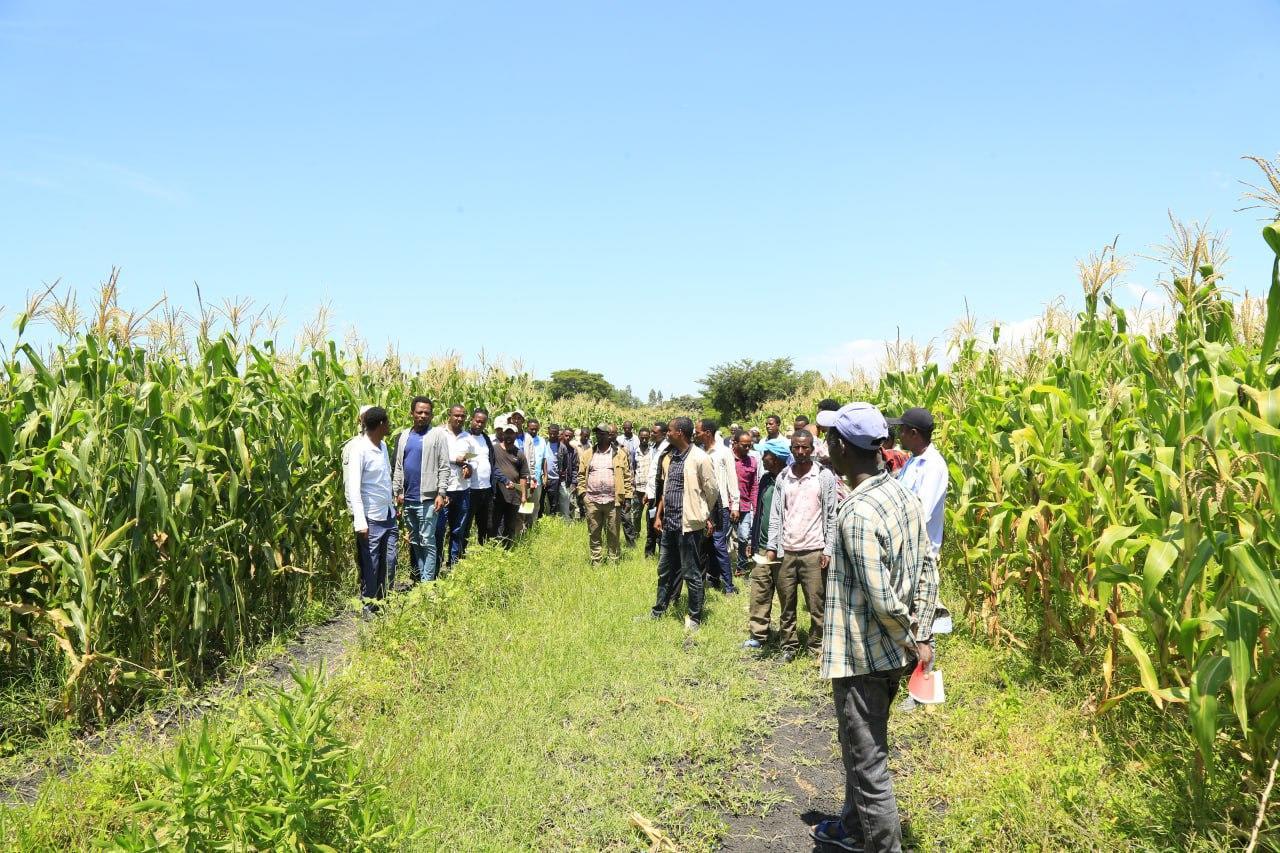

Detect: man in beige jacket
[577,424,633,565]
[649,416,721,630]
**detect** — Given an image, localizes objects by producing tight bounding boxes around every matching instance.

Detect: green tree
[698,357,818,422]
[545,369,617,401]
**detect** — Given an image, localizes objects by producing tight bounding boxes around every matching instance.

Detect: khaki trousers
[747,558,782,642]
[586,499,620,563]
[778,549,826,654]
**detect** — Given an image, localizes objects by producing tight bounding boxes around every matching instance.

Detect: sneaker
[742,638,762,649]
[722,586,739,595]
[684,616,700,631]
[810,818,859,851]
[780,648,797,663]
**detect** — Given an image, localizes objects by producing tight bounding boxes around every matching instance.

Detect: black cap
[887,407,934,433]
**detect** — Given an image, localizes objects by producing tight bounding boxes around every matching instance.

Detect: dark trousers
[620,497,638,546]
[643,503,659,557]
[651,528,706,623]
[470,486,493,546]
[541,479,561,519]
[438,489,471,565]
[704,505,735,592]
[356,516,398,601]
[834,671,905,853]
[493,500,521,547]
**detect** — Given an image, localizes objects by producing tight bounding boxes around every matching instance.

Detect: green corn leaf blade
[1189,654,1231,771]
[1118,625,1166,709]
[1228,541,1280,626]
[1142,538,1178,605]
[1224,601,1259,736]
[1262,253,1280,365]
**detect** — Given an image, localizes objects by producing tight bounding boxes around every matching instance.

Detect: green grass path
[3,520,1232,850]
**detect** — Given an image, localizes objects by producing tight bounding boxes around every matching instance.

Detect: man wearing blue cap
[809,402,940,853]
[743,438,790,649]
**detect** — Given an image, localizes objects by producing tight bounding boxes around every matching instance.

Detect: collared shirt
[469,430,493,489]
[517,434,547,486]
[821,472,940,679]
[492,443,530,505]
[707,442,740,512]
[401,428,426,502]
[618,434,640,465]
[546,441,562,481]
[662,447,689,532]
[585,450,615,504]
[898,444,948,558]
[734,452,760,514]
[342,435,394,531]
[443,428,475,492]
[633,443,653,498]
[645,438,669,499]
[752,471,777,551]
[768,463,834,553]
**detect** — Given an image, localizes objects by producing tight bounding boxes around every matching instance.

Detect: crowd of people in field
[341,396,948,853]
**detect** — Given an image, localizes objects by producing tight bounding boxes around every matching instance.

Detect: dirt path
[720,698,845,852]
[720,686,927,852]
[0,608,359,805]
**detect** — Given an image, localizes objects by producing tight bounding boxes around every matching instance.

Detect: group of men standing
[342,394,948,852]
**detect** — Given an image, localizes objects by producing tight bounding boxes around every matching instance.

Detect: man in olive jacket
[577,423,634,565]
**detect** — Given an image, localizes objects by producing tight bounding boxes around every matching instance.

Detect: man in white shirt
[643,421,670,558]
[697,417,741,595]
[343,406,396,617]
[468,408,495,546]
[438,404,475,569]
[893,408,948,560]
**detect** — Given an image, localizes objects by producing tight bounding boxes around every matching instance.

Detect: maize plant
[0,306,556,724]
[749,163,1280,801]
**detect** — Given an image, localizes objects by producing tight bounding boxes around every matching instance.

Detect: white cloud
[796,337,891,379]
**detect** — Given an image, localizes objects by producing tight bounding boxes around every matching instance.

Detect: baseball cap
[887,407,934,433]
[594,422,610,433]
[815,402,888,450]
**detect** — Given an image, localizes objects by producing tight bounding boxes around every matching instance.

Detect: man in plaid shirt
[809,402,940,853]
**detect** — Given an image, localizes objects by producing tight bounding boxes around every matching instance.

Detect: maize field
[758,202,1280,801]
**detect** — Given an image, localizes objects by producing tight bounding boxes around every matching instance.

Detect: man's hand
[766,550,777,562]
[705,520,714,536]
[915,641,934,671]
[462,464,473,479]
[820,554,830,571]
[746,545,754,558]
[395,494,403,506]
[730,509,740,524]
[433,495,446,512]
[356,527,369,539]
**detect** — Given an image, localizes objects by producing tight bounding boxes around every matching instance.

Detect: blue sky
[2,2,1278,396]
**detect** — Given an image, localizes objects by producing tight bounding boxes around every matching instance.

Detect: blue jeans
[708,505,735,592]
[652,528,706,623]
[403,499,440,582]
[438,489,471,567]
[735,510,754,572]
[356,516,398,601]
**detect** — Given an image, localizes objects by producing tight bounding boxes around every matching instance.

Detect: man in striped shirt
[809,402,940,853]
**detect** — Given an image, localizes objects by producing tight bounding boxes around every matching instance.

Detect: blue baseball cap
[816,402,888,450]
